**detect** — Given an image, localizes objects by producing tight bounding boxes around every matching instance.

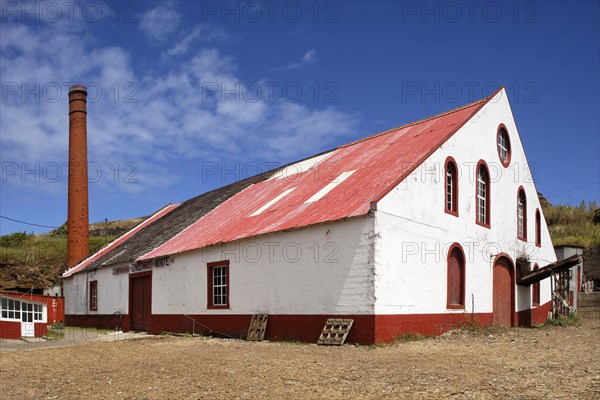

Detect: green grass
[0,233,116,287]
[44,323,65,340]
[392,332,426,342]
[544,314,580,327]
[67,326,114,335]
[542,200,600,247]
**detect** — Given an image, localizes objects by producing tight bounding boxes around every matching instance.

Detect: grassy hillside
[0,217,145,289]
[540,197,600,248]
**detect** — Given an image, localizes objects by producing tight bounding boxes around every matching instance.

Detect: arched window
[532,264,540,306]
[535,209,541,247]
[517,188,527,241]
[447,244,465,309]
[476,161,490,227]
[497,125,511,167]
[444,157,458,216]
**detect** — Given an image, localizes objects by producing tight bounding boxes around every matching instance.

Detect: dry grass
[1,320,598,399]
[542,200,600,247]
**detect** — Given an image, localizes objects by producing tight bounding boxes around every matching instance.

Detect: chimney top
[68,84,87,95]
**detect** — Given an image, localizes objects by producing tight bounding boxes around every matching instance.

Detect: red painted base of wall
[0,321,49,339]
[65,303,553,344]
[375,312,494,343]
[515,300,552,327]
[65,314,129,331]
[0,321,21,339]
[146,314,375,344]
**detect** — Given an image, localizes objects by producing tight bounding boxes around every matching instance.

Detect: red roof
[62,204,179,277]
[140,94,494,260]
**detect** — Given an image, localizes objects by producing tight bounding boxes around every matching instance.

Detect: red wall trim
[128,270,152,332]
[89,280,98,311]
[129,271,152,279]
[493,253,516,327]
[151,314,376,344]
[0,321,49,339]
[515,300,551,327]
[66,314,129,331]
[66,305,550,345]
[446,243,466,309]
[0,321,21,339]
[475,160,491,228]
[516,186,527,242]
[375,313,494,343]
[496,123,512,168]
[207,260,230,310]
[444,156,459,217]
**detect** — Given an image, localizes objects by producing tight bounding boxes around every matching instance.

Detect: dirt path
[1,320,598,399]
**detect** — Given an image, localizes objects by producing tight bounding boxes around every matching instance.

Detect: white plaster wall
[64,266,129,315]
[152,217,375,315]
[375,89,557,315]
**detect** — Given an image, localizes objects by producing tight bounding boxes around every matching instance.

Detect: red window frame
[475,160,490,228]
[535,208,541,247]
[444,156,459,217]
[532,264,540,307]
[496,124,511,167]
[447,243,466,309]
[89,280,98,311]
[207,260,230,309]
[517,187,527,241]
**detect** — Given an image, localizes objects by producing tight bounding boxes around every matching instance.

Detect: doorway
[493,256,514,327]
[130,273,152,332]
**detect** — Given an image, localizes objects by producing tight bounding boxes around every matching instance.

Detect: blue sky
[1,0,599,235]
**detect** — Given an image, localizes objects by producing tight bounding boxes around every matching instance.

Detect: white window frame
[517,190,526,240]
[498,130,509,162]
[0,297,45,322]
[477,167,487,224]
[212,266,228,306]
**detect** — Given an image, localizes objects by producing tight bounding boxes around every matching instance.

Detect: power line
[0,216,60,229]
[546,181,600,199]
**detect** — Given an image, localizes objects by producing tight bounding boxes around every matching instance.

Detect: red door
[493,258,513,327]
[131,275,152,331]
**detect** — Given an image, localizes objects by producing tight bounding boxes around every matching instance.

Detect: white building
[63,87,559,344]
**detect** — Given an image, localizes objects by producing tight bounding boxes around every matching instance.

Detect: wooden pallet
[247,314,268,341]
[317,318,354,345]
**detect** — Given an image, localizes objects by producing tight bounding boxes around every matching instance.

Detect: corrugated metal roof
[64,166,285,276]
[140,94,493,260]
[62,204,179,277]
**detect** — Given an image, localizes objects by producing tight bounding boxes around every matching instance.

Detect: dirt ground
[1,320,598,400]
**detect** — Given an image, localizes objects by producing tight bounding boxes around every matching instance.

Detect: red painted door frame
[129,271,152,332]
[493,255,515,327]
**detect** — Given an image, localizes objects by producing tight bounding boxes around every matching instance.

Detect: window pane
[1,298,6,309]
[15,311,20,319]
[1,310,6,318]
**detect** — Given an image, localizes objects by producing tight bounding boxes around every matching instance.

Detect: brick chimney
[67,85,89,268]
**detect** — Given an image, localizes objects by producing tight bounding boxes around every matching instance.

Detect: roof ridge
[337,96,490,149]
[370,86,504,205]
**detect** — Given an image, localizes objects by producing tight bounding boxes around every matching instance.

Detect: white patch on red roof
[250,187,296,216]
[304,170,356,203]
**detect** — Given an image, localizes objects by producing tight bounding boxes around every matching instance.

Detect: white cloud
[165,25,227,57]
[139,4,181,41]
[0,21,357,198]
[274,49,318,71]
